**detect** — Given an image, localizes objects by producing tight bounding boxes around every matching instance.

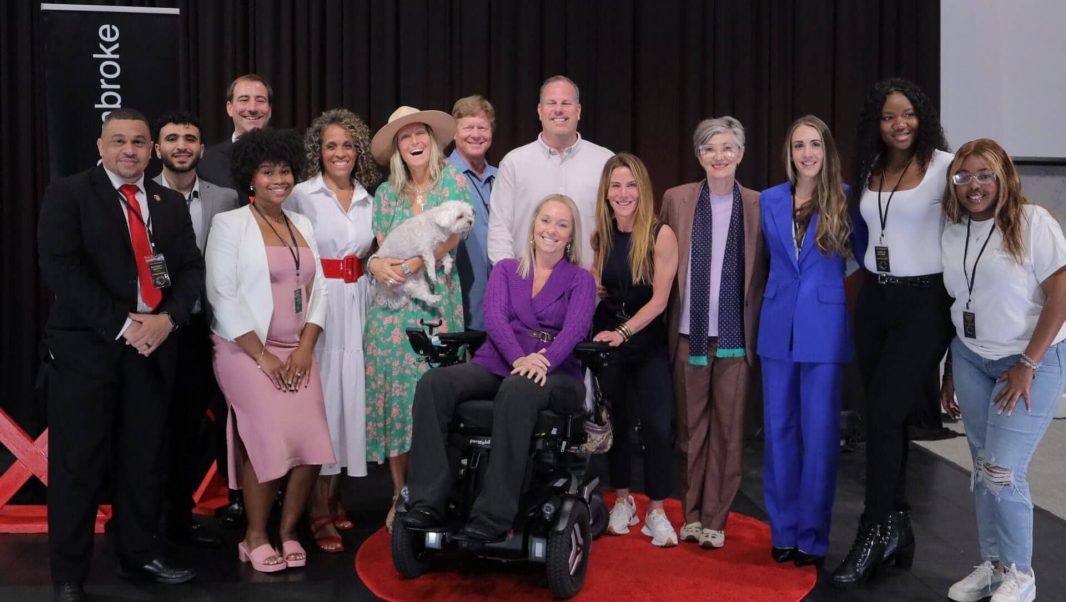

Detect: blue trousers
[761,357,843,556]
[951,337,1065,573]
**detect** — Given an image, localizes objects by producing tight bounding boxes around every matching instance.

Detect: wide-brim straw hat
[370,106,456,165]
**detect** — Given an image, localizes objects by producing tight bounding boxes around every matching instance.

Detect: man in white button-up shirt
[487,75,613,267]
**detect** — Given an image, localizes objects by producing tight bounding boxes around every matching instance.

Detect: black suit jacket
[37,166,205,370]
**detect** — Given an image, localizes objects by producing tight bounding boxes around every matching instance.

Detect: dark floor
[3,440,1065,601]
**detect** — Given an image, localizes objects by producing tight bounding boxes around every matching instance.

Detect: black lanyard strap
[116,190,156,250]
[963,216,994,307]
[253,204,302,276]
[876,154,915,239]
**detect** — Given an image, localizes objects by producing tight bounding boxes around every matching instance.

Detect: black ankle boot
[830,518,886,589]
[881,510,915,569]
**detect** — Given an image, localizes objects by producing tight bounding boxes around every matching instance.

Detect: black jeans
[407,362,585,533]
[601,343,675,501]
[854,277,952,521]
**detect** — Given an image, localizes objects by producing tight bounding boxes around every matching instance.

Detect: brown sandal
[310,515,344,553]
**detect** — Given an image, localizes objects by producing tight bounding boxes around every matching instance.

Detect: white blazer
[206,205,328,343]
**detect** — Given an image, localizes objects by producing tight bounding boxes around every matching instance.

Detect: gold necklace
[409,181,430,208]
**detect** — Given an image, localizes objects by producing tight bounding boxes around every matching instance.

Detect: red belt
[320,256,364,283]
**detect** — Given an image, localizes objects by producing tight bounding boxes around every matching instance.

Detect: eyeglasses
[698,145,738,159]
[951,172,996,185]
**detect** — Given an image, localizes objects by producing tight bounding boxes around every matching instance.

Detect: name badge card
[146,253,171,288]
[874,246,891,273]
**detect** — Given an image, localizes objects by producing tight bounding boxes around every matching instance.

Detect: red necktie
[119,184,162,309]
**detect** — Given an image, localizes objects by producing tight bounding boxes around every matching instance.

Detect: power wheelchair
[391,322,610,599]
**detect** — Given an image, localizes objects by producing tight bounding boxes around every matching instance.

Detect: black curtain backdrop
[1,0,939,435]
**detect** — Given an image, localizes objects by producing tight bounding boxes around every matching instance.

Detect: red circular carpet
[355,493,816,601]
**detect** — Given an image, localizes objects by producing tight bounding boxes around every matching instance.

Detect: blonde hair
[783,115,852,256]
[592,153,657,285]
[517,194,583,278]
[386,124,447,193]
[943,138,1028,263]
[452,95,496,129]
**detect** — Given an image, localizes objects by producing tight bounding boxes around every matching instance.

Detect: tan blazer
[659,181,767,365]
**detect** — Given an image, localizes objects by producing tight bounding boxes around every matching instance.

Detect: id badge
[963,311,977,338]
[293,288,303,314]
[874,246,891,273]
[146,253,171,288]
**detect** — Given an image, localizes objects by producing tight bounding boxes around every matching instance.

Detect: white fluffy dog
[373,200,475,309]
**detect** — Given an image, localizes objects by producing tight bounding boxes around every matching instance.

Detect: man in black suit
[38,109,203,602]
[153,111,238,549]
[197,73,272,205]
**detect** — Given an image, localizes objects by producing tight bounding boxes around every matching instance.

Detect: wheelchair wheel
[391,518,432,578]
[546,501,590,599]
[589,491,608,539]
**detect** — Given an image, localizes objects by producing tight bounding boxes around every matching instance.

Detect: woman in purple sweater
[402,193,597,541]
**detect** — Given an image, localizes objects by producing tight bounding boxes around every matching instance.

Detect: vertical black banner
[40,3,179,179]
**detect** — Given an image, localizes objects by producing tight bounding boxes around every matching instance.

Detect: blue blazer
[756,182,853,364]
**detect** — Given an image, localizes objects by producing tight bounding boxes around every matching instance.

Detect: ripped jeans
[950,337,1065,573]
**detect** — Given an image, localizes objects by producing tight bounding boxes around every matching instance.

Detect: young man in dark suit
[197,74,272,205]
[38,108,204,602]
[153,111,239,549]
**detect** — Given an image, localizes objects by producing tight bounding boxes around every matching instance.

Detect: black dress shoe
[167,520,222,548]
[118,558,196,584]
[793,550,824,567]
[771,546,796,563]
[398,507,442,530]
[53,582,85,602]
[453,521,507,544]
[219,495,246,529]
[881,510,915,569]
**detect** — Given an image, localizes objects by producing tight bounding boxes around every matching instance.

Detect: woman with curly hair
[287,108,382,552]
[206,128,334,572]
[758,116,857,568]
[590,153,680,547]
[832,78,954,588]
[364,107,471,531]
[939,139,1066,602]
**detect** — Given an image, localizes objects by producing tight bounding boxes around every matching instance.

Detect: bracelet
[256,347,266,370]
[1019,353,1041,370]
[614,323,632,342]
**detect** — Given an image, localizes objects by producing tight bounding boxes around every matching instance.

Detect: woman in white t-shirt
[939,139,1066,602]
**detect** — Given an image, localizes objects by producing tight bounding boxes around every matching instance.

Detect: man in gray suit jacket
[153,112,239,547]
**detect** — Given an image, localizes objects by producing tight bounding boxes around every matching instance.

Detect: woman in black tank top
[591,153,680,547]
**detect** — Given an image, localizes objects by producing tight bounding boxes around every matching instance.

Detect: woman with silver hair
[287,108,382,552]
[364,107,471,532]
[659,115,767,550]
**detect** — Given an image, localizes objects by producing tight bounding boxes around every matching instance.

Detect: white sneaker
[607,495,639,535]
[699,528,725,549]
[680,521,702,543]
[990,564,1035,602]
[948,561,1004,602]
[640,509,678,547]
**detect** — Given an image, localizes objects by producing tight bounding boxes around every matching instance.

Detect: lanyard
[963,216,994,309]
[116,190,156,251]
[876,155,915,243]
[253,204,302,277]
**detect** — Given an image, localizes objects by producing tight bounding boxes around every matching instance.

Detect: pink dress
[212,246,336,487]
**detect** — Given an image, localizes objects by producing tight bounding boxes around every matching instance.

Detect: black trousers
[601,343,675,501]
[162,312,225,525]
[45,333,175,584]
[407,362,585,533]
[854,277,952,521]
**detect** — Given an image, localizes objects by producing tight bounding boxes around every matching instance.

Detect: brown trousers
[673,335,750,530]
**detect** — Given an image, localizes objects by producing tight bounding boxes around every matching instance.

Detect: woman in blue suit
[758,115,862,567]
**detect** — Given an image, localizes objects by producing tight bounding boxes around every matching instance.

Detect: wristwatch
[401,262,411,275]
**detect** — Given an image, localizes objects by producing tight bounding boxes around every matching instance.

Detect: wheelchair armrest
[437,329,487,351]
[574,340,613,373]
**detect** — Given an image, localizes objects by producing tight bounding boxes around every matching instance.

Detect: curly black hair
[849,78,949,205]
[229,128,306,192]
[301,108,382,189]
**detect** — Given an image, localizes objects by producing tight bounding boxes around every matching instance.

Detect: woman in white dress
[287,108,382,553]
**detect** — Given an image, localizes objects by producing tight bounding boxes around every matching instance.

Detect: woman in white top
[939,139,1066,602]
[832,78,954,588]
[287,108,382,553]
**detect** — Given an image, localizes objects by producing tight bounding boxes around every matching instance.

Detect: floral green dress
[364,164,471,461]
